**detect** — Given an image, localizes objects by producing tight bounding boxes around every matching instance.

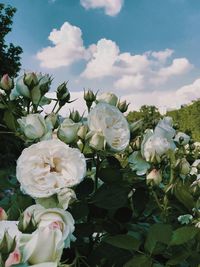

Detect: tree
[127,105,161,130]
[0,3,22,77]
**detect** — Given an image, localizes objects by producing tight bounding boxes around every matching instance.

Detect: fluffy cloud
[80,0,124,16]
[150,58,193,85]
[114,74,144,90]
[150,48,174,63]
[36,22,193,92]
[36,22,87,68]
[82,39,192,90]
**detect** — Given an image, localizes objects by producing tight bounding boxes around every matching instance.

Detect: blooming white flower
[141,117,176,162]
[57,118,80,144]
[16,139,86,198]
[97,92,118,106]
[18,114,50,141]
[154,117,176,139]
[88,103,130,152]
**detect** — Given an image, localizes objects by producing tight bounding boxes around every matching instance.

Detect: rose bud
[0,74,14,91]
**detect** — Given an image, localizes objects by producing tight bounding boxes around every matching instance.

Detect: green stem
[55,105,62,114]
[152,190,163,211]
[52,100,59,113]
[95,154,100,191]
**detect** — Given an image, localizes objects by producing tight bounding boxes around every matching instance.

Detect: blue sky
[3,0,200,112]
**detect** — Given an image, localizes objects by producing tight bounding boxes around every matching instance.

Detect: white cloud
[82,39,150,80]
[121,77,200,114]
[82,39,192,91]
[114,74,144,90]
[150,48,174,63]
[150,58,193,85]
[81,39,120,78]
[80,0,124,16]
[36,22,193,93]
[36,22,87,69]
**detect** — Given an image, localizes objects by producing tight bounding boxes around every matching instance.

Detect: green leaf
[124,255,152,267]
[104,234,141,250]
[36,195,60,208]
[145,224,173,254]
[75,178,94,199]
[91,184,129,210]
[170,226,199,246]
[98,167,123,183]
[174,183,195,211]
[3,110,16,130]
[70,201,89,220]
[0,103,6,109]
[39,96,51,106]
[166,250,190,265]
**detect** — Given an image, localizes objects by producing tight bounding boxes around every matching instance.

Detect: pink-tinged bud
[5,248,21,267]
[0,74,14,91]
[146,169,162,186]
[0,207,8,220]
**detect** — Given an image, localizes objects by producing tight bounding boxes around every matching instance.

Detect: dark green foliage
[167,100,200,141]
[0,3,22,77]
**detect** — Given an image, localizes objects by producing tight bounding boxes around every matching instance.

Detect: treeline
[127,99,200,141]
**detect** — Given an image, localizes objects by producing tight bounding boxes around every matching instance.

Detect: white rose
[32,206,75,247]
[97,92,118,106]
[57,118,80,144]
[18,114,50,141]
[141,118,176,162]
[154,117,176,139]
[16,139,86,198]
[142,131,175,162]
[20,226,64,265]
[88,103,130,152]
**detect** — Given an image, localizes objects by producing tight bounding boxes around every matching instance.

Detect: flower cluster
[0,72,199,267]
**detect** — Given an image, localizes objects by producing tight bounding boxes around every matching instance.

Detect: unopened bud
[0,231,16,254]
[24,72,38,89]
[77,125,88,140]
[146,169,162,186]
[0,208,8,221]
[84,89,96,110]
[69,110,81,123]
[88,132,105,151]
[117,100,129,113]
[0,74,14,91]
[57,82,70,106]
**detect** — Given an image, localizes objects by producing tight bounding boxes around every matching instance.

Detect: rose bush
[0,72,199,267]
